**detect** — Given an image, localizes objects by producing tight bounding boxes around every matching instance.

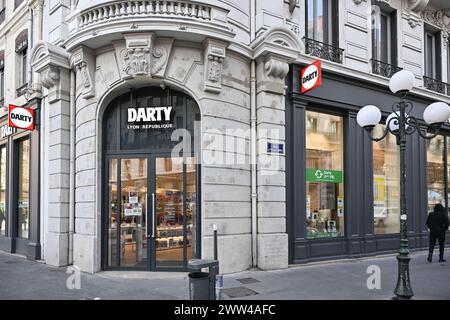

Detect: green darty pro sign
[306,169,343,183]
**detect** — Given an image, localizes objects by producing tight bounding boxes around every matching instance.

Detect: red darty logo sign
[301,60,322,94]
[8,105,35,131]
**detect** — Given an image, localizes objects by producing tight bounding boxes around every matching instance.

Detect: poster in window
[129,190,139,204]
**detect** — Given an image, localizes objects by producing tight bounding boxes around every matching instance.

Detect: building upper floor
[0,0,43,118]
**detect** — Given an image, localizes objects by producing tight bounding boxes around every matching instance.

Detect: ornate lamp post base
[393,254,414,299]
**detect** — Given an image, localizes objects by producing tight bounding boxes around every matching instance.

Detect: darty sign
[8,105,35,131]
[301,60,322,94]
[127,107,174,130]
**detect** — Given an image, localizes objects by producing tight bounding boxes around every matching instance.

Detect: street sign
[8,105,35,131]
[301,60,322,94]
[267,143,284,154]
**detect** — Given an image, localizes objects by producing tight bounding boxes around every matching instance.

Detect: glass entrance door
[107,158,148,268]
[105,155,198,270]
[153,156,197,269]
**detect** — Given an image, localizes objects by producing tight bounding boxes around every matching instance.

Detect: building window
[17,137,30,239]
[306,111,345,239]
[424,28,441,80]
[0,0,6,25]
[304,0,343,63]
[371,5,400,78]
[306,0,338,46]
[0,50,4,106]
[427,136,445,212]
[15,29,28,97]
[0,145,6,236]
[14,0,24,10]
[372,125,400,234]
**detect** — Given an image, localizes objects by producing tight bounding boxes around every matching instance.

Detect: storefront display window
[17,138,30,239]
[427,135,445,212]
[0,145,6,236]
[373,125,400,234]
[306,111,344,239]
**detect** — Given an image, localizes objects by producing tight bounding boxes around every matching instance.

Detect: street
[0,250,449,300]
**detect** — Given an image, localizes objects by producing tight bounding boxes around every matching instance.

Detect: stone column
[32,42,71,267]
[255,54,290,270]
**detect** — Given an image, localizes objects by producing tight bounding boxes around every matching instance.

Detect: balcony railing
[423,76,448,95]
[303,37,344,64]
[75,0,229,32]
[371,59,402,78]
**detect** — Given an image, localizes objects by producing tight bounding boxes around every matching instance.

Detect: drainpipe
[69,70,76,265]
[250,0,257,268]
[250,61,257,268]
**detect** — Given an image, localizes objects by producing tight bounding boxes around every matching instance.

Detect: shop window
[427,135,445,212]
[372,125,400,234]
[17,138,30,239]
[0,145,6,236]
[447,137,450,229]
[306,111,345,239]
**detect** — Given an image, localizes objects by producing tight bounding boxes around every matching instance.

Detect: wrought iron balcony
[371,59,402,78]
[423,76,447,95]
[303,37,344,64]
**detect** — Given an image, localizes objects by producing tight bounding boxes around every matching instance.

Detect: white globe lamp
[389,70,415,95]
[357,105,382,129]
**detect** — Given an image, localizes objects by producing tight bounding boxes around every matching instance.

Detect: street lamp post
[357,70,450,300]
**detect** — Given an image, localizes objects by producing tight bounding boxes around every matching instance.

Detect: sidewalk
[0,250,449,300]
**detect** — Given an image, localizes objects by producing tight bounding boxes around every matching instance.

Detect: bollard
[215,274,224,300]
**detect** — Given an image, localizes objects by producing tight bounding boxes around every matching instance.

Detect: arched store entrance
[102,87,201,271]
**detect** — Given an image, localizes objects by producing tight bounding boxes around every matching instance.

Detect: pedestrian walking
[427,203,449,263]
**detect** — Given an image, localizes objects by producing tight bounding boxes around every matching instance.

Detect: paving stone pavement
[0,250,449,300]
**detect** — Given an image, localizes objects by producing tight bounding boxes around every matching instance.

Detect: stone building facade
[0,0,447,274]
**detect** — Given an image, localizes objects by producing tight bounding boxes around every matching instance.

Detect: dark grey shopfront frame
[286,64,450,264]
[101,87,202,271]
[0,99,41,259]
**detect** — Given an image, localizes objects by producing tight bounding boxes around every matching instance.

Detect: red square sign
[8,105,35,131]
[301,60,322,94]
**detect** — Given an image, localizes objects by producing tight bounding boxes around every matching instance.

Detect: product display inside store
[155,157,196,265]
[373,125,400,235]
[306,111,344,239]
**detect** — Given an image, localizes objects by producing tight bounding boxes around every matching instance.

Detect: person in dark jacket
[427,203,449,263]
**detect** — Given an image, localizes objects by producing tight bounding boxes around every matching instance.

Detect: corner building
[25,0,450,274]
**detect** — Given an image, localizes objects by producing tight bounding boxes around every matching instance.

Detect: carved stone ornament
[352,0,367,5]
[421,9,450,43]
[41,65,61,89]
[70,46,95,99]
[114,33,174,80]
[31,40,71,89]
[203,38,227,94]
[264,57,289,80]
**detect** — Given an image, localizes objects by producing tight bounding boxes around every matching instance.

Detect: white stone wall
[65,39,251,274]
